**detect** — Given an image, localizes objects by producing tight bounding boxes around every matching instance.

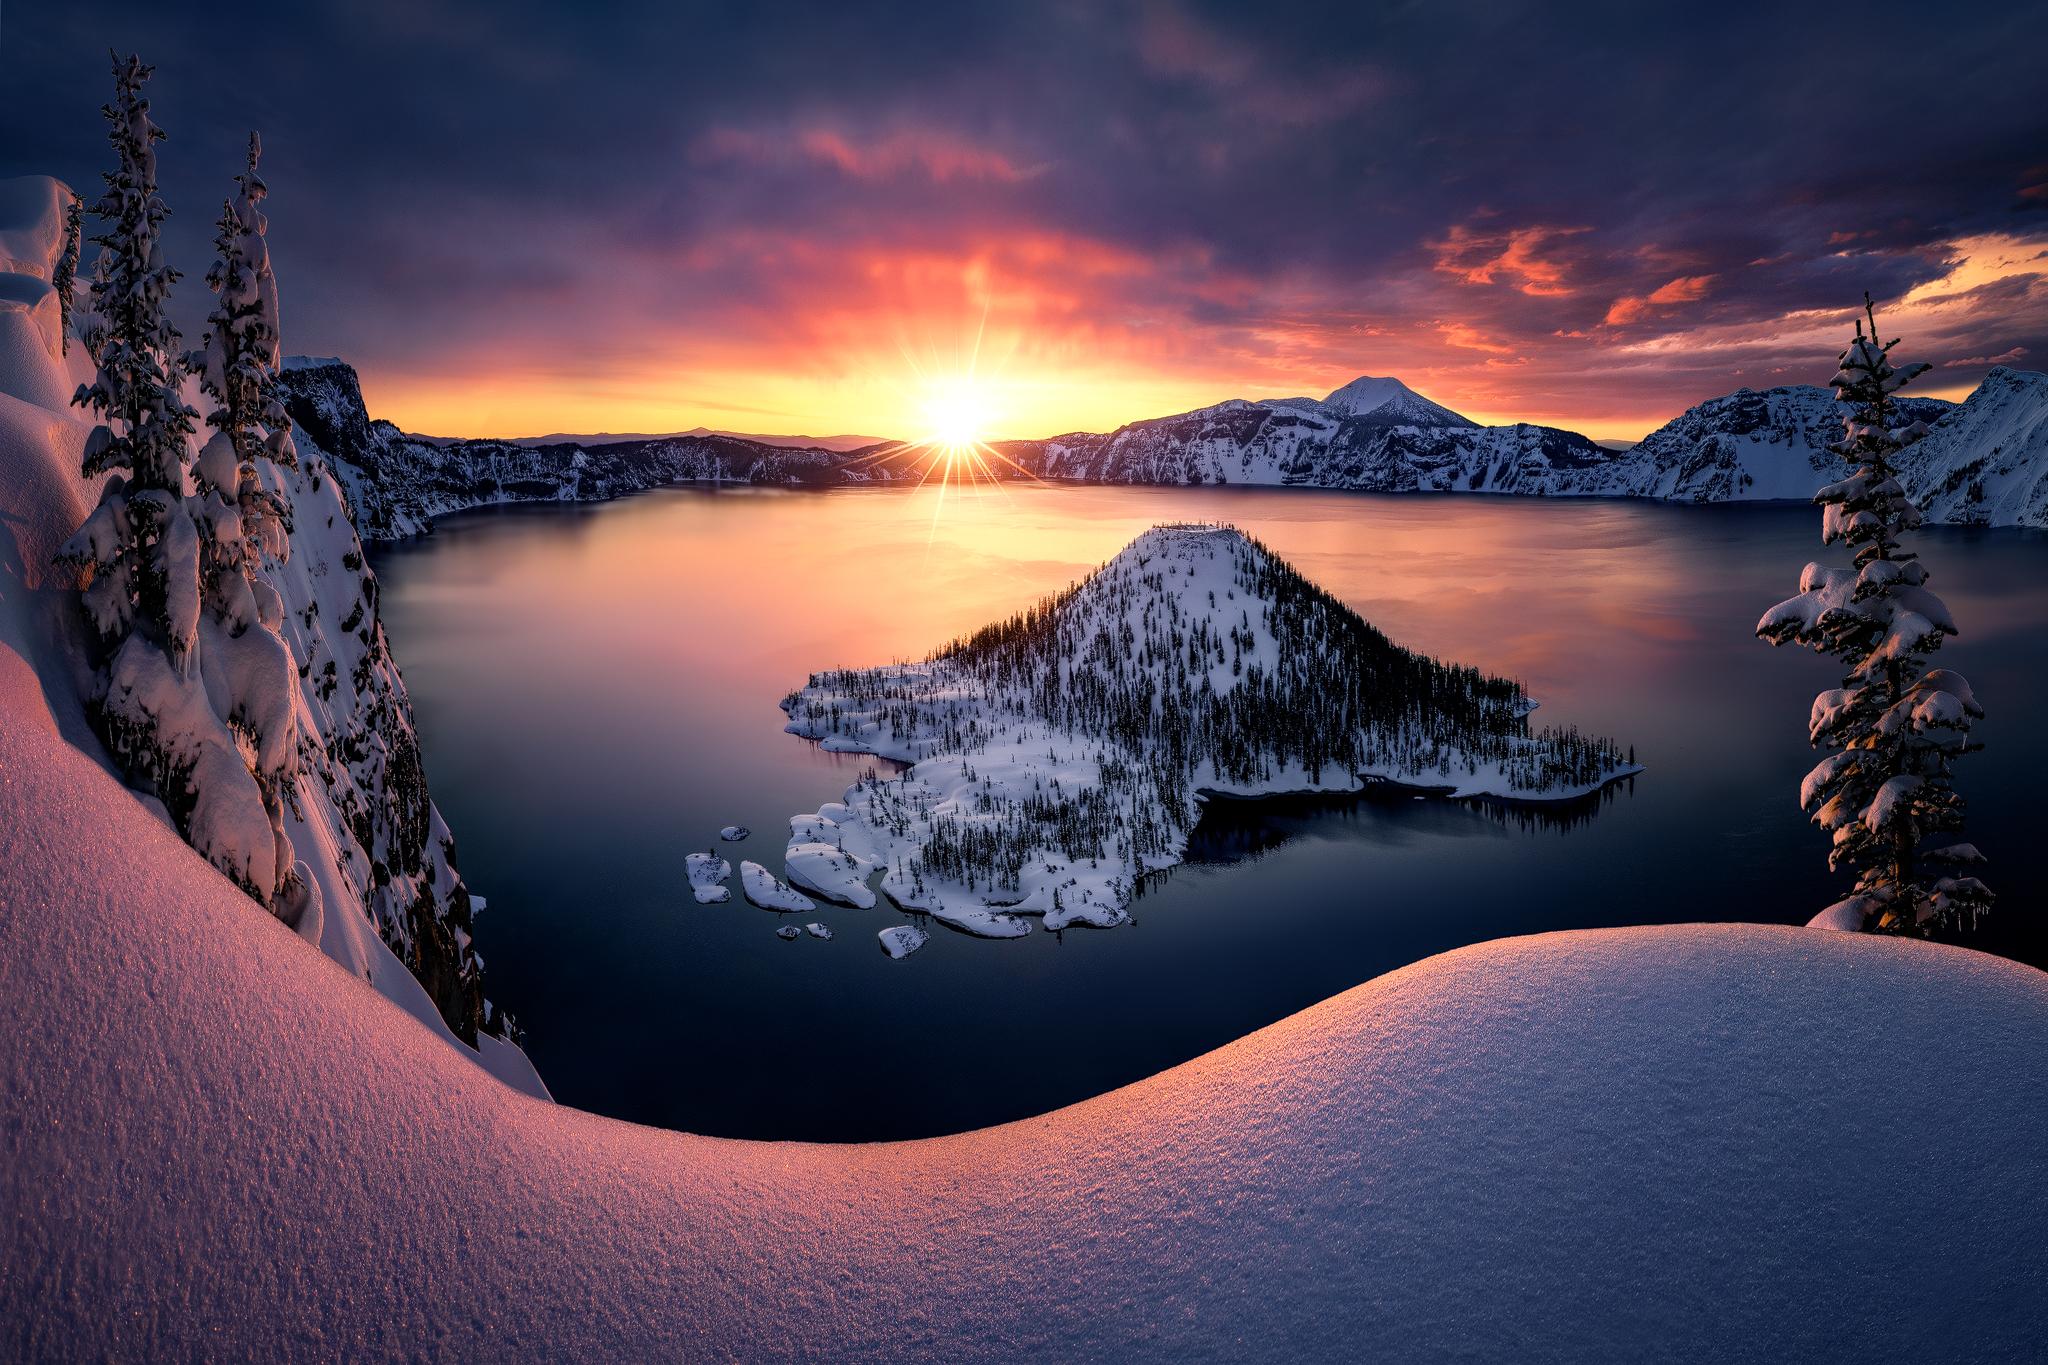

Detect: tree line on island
[793,525,1633,903]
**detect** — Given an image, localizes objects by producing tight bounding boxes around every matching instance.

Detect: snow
[804,922,833,940]
[719,823,749,841]
[8,164,2048,1357]
[3,679,2046,1360]
[685,851,731,904]
[877,924,929,959]
[0,170,533,1084]
[740,859,814,912]
[784,814,880,907]
[775,924,801,940]
[1316,374,1477,427]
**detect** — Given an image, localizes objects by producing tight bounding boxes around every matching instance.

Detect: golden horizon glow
[346,230,2044,450]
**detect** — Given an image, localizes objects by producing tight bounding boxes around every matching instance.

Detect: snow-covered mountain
[782,524,1635,940]
[0,176,538,1093]
[1315,374,1477,426]
[1015,391,1612,493]
[1897,367,2048,527]
[282,360,2048,536]
[1008,372,2048,526]
[1578,384,1955,504]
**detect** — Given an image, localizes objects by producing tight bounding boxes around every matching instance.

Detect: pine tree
[1757,295,1992,934]
[54,193,82,355]
[190,132,298,629]
[59,55,303,913]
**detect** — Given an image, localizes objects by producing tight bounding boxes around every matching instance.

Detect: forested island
[782,524,1637,941]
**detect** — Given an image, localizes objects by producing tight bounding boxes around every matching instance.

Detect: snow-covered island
[782,524,1638,938]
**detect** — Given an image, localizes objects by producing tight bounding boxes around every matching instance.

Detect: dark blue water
[370,484,2048,1140]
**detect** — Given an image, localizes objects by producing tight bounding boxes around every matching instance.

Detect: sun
[922,380,991,451]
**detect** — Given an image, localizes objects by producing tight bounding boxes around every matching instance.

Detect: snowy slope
[0,175,538,1094]
[782,525,1635,938]
[3,684,2045,1359]
[1899,367,2048,527]
[1022,395,1614,493]
[1316,373,1477,426]
[1580,385,1955,504]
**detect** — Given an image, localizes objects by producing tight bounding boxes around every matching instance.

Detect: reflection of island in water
[1178,774,1641,869]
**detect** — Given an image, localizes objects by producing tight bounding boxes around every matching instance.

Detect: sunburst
[838,309,1047,541]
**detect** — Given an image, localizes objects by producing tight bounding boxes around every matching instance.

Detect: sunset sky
[5,0,2044,442]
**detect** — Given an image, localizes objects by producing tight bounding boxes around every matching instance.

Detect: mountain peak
[1317,376,1476,428]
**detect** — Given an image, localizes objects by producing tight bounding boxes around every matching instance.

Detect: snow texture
[741,859,815,912]
[685,851,731,904]
[2,684,2045,1359]
[719,823,749,841]
[878,924,930,959]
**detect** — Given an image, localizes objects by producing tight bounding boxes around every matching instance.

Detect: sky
[4,1,2045,443]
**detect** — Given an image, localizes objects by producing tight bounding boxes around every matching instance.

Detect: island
[781,524,1638,940]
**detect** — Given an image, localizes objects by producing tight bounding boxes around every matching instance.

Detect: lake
[371,484,2048,1140]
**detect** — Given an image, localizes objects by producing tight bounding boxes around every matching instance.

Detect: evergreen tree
[54,192,82,355]
[190,132,298,628]
[59,55,303,913]
[1757,295,1992,934]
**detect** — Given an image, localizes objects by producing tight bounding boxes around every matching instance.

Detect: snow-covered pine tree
[60,55,304,916]
[191,132,297,608]
[1756,295,1992,934]
[54,192,82,354]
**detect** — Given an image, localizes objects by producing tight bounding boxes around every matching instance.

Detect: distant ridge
[491,427,888,453]
[277,357,2048,532]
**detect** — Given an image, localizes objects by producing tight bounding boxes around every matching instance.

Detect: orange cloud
[1430,222,1590,297]
[1604,273,1715,325]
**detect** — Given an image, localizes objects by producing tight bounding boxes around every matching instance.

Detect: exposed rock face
[279,359,899,540]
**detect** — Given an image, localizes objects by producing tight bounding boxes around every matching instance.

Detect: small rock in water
[775,925,802,940]
[878,925,929,959]
[720,825,749,841]
[804,922,833,940]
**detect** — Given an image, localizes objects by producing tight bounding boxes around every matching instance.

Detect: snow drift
[3,672,2045,1356]
[6,170,2047,1357]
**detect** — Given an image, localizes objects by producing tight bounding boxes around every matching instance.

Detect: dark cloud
[4,0,2043,436]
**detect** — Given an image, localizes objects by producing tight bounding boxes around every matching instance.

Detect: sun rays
[836,306,1052,543]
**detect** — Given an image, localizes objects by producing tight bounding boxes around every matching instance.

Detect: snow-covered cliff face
[1579,385,1954,504]
[0,175,538,1093]
[279,359,896,540]
[1015,379,1612,493]
[1898,368,2048,528]
[1010,379,1994,508]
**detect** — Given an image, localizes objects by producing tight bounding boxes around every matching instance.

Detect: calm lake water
[371,484,2048,1140]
